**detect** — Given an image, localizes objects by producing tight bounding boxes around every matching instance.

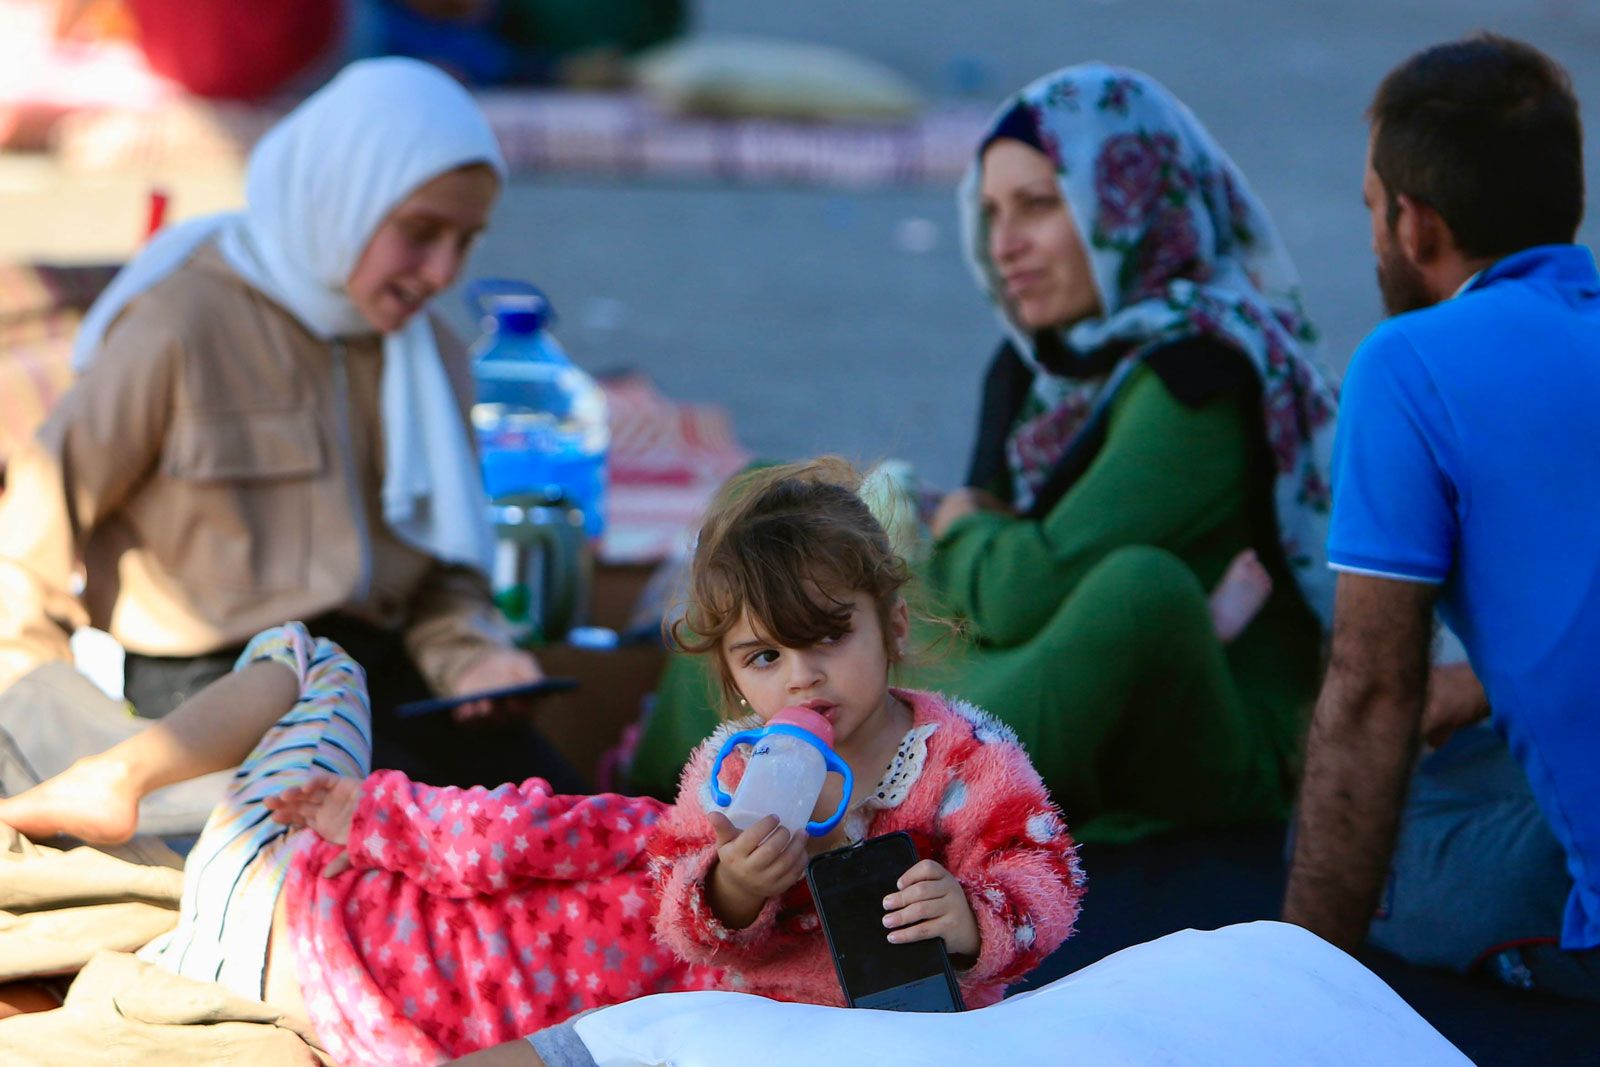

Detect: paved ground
[6,0,1600,484]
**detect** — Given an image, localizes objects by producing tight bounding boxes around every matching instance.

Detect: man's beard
[1376,242,1436,316]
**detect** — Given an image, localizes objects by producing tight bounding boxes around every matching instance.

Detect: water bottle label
[471,287,609,537]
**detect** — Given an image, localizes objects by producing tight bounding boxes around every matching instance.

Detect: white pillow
[571,922,1471,1066]
[632,35,921,123]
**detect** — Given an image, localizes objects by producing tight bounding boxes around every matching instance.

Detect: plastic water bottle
[469,281,609,539]
[711,707,855,837]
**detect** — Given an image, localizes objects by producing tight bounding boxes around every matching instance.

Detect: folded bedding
[545,922,1468,1067]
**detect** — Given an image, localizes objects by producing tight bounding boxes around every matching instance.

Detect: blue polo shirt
[1329,244,1600,951]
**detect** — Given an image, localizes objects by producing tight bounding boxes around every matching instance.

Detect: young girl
[647,457,1083,1004]
[0,459,1082,1065]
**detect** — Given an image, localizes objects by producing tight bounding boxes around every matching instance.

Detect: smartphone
[392,677,577,719]
[805,831,966,1012]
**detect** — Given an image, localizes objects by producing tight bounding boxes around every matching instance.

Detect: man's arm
[1283,572,1437,950]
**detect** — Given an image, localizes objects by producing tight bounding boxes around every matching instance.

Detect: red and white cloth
[599,372,749,564]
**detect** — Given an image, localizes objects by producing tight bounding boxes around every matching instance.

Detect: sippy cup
[711,706,855,837]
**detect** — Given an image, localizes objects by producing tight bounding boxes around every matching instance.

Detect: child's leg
[110,623,370,1003]
[0,655,302,843]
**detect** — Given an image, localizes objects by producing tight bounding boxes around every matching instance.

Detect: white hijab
[73,57,506,574]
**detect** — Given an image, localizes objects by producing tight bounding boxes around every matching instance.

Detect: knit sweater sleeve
[649,729,798,968]
[927,700,1085,995]
[346,770,669,898]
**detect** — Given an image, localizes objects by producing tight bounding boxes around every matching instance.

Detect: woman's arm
[0,306,178,688]
[401,562,538,699]
[442,1023,598,1067]
[442,1040,549,1067]
[926,365,1252,647]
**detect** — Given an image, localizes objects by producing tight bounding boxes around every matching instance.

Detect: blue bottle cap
[468,278,557,334]
[493,294,550,335]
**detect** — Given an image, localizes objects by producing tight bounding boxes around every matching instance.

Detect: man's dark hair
[1369,33,1583,258]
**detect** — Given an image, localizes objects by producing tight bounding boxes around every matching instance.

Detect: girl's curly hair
[668,457,913,716]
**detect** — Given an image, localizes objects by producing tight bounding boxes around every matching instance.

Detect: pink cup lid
[769,706,835,748]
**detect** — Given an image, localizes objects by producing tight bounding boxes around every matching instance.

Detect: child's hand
[883,859,981,960]
[705,811,809,928]
[264,772,362,847]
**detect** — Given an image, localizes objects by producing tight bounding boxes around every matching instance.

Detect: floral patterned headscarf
[958,63,1338,626]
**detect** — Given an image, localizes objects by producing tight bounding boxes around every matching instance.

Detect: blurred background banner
[3,0,1599,489]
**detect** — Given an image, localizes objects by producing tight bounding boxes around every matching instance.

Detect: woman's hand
[448,647,544,725]
[930,487,1009,539]
[705,812,809,929]
[882,859,981,960]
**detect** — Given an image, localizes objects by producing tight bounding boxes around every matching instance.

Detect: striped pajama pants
[138,622,373,1001]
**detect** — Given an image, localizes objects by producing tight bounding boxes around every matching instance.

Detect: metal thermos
[489,492,591,642]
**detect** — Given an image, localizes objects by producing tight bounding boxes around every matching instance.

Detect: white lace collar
[841,720,940,843]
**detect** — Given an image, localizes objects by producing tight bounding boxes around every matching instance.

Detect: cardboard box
[534,641,665,791]
[531,561,667,789]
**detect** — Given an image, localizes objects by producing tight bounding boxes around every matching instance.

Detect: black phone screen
[805,832,965,1012]
[392,677,577,719]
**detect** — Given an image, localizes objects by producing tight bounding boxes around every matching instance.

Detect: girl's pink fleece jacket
[651,687,1085,1009]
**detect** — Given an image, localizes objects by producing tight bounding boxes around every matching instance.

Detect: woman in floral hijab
[911,63,1339,842]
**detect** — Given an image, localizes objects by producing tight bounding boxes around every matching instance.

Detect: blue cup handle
[805,751,855,837]
[710,729,766,808]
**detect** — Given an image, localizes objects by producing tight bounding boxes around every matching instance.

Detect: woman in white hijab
[0,57,582,791]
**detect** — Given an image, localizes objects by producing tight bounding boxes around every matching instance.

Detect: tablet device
[393,677,577,719]
[806,831,965,1012]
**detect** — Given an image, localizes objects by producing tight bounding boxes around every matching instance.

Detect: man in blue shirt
[1284,33,1600,1000]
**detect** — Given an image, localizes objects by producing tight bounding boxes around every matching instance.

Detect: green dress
[628,366,1322,842]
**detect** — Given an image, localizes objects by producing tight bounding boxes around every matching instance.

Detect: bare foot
[1210,549,1273,643]
[0,756,142,844]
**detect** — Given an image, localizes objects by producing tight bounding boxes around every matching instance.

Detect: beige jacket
[0,243,513,694]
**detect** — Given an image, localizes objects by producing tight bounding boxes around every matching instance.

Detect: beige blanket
[0,950,330,1066]
[0,825,328,1064]
[0,824,183,981]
